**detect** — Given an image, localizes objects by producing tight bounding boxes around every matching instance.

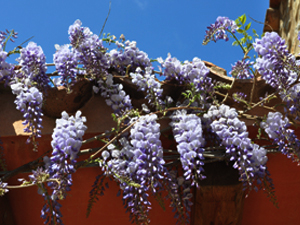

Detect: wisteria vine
[1,13,300,225]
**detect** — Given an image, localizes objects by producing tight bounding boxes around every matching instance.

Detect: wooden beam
[270,0,282,9]
[263,7,280,33]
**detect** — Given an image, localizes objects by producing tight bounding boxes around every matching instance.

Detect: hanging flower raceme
[202,16,238,45]
[53,44,79,88]
[0,45,15,83]
[157,54,184,82]
[10,83,43,150]
[102,114,166,224]
[158,55,213,106]
[129,114,166,190]
[50,111,87,163]
[130,67,164,108]
[95,73,133,116]
[41,111,87,225]
[283,83,300,121]
[68,19,92,48]
[16,42,50,89]
[253,32,298,89]
[0,29,18,46]
[204,105,268,186]
[9,42,49,150]
[109,40,151,75]
[125,114,166,223]
[254,32,300,121]
[68,19,109,79]
[229,59,254,79]
[163,171,193,224]
[261,112,300,160]
[171,110,206,186]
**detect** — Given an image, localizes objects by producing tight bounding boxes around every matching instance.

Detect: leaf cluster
[232,14,259,53]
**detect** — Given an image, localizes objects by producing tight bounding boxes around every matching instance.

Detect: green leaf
[235,18,242,27]
[252,28,259,38]
[237,29,244,34]
[111,113,117,121]
[245,22,251,31]
[240,37,246,45]
[239,14,246,25]
[232,40,238,46]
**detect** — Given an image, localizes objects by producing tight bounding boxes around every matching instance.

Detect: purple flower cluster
[158,55,208,83]
[254,32,300,120]
[40,111,86,224]
[229,59,253,79]
[164,171,193,224]
[0,29,17,45]
[10,84,43,149]
[129,114,165,187]
[41,199,63,225]
[109,40,151,75]
[6,42,49,149]
[204,105,268,185]
[51,110,87,165]
[104,114,166,223]
[261,112,300,159]
[203,16,238,45]
[157,54,183,81]
[253,32,298,89]
[158,55,213,105]
[68,20,109,79]
[53,44,79,88]
[130,67,164,107]
[95,74,132,116]
[232,92,247,103]
[28,167,49,185]
[126,114,165,222]
[68,19,92,48]
[17,42,50,88]
[171,110,206,185]
[0,45,14,82]
[283,83,300,120]
[5,17,300,225]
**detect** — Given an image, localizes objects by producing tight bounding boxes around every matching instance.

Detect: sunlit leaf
[237,29,244,34]
[239,14,246,25]
[245,22,251,31]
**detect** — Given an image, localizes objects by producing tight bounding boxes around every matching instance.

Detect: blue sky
[2,0,269,74]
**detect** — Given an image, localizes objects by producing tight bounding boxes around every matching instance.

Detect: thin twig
[247,92,278,113]
[82,130,114,145]
[90,122,135,159]
[248,15,274,32]
[6,178,59,189]
[99,1,112,37]
[79,147,101,155]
